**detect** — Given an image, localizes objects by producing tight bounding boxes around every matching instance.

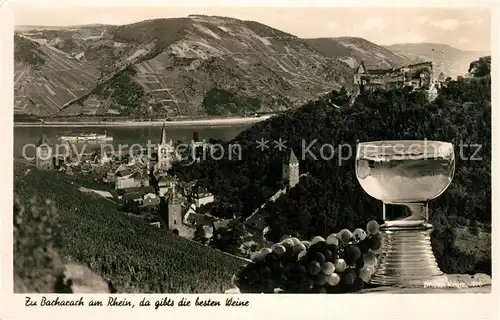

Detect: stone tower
[167,184,183,230]
[282,149,299,189]
[35,133,54,170]
[157,121,173,172]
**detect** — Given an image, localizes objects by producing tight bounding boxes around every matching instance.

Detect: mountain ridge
[14,16,487,118]
[15,16,354,117]
[385,42,489,78]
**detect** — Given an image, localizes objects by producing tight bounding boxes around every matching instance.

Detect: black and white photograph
[7,0,496,308]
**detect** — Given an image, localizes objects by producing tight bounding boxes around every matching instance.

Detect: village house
[122,192,143,205]
[99,152,112,165]
[157,174,177,197]
[119,186,156,197]
[190,185,215,208]
[142,192,161,207]
[179,180,198,197]
[115,171,150,190]
[104,170,116,183]
[81,163,92,174]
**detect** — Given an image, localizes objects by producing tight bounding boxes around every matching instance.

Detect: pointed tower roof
[160,120,167,144]
[289,149,299,165]
[438,71,446,82]
[36,134,51,147]
[356,61,366,74]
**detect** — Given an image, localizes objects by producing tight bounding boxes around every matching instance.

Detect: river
[14,124,253,158]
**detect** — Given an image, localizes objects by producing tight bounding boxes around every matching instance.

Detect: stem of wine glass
[406,202,429,223]
[382,201,429,225]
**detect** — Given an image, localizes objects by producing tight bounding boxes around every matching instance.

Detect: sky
[13,6,491,51]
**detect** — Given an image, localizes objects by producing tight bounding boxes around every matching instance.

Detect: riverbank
[14,115,274,128]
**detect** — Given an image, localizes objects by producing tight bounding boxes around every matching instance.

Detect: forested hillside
[172,57,491,275]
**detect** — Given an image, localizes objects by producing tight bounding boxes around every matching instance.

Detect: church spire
[36,121,51,147]
[289,149,299,165]
[160,120,167,145]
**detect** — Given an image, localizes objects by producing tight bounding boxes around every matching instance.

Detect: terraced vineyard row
[14,163,244,293]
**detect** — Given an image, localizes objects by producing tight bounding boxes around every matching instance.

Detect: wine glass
[355,140,455,286]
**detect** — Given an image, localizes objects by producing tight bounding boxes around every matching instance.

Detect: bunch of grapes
[231,220,383,293]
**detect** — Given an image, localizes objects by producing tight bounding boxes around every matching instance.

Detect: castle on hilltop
[353,61,435,94]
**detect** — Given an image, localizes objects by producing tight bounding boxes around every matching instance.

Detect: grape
[334,258,347,273]
[309,241,328,255]
[357,238,371,253]
[284,263,297,279]
[323,249,336,262]
[299,277,315,292]
[297,250,308,261]
[365,265,375,276]
[315,272,328,286]
[344,245,362,265]
[369,234,382,251]
[247,269,261,284]
[338,229,353,244]
[315,286,327,293]
[265,252,278,264]
[293,242,307,254]
[313,252,326,264]
[289,237,301,246]
[352,228,367,241]
[283,279,298,292]
[342,270,356,285]
[271,244,286,257]
[250,251,264,262]
[260,266,273,279]
[321,261,335,275]
[311,236,325,245]
[263,279,275,293]
[232,231,383,293]
[363,251,378,267]
[281,239,295,252]
[259,247,272,258]
[275,273,287,287]
[351,277,365,292]
[326,234,339,245]
[301,240,311,249]
[231,274,240,287]
[355,255,365,268]
[296,264,308,276]
[358,266,372,283]
[326,244,338,259]
[326,272,340,286]
[307,261,322,275]
[366,220,380,235]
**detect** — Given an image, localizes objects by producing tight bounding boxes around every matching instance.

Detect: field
[14,162,245,293]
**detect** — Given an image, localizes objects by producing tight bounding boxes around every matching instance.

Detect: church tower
[167,183,183,230]
[35,133,54,170]
[157,121,173,172]
[282,149,300,189]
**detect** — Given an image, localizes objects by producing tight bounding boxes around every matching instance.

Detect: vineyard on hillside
[14,162,244,293]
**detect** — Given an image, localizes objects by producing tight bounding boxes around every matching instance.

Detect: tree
[469,220,480,236]
[468,56,491,78]
[193,225,207,244]
[211,220,246,255]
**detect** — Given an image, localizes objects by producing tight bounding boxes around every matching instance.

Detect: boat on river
[59,132,113,142]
